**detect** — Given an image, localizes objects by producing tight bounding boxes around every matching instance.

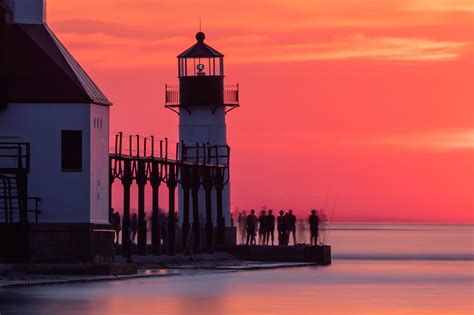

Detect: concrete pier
[226,245,331,265]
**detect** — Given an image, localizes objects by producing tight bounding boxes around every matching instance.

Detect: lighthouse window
[61,130,83,172]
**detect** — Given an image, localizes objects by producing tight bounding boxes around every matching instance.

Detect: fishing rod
[321,192,329,245]
[323,198,337,245]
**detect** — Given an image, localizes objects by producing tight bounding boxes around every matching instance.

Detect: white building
[0,0,113,262]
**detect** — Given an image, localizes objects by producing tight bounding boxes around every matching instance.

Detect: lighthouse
[165,32,239,238]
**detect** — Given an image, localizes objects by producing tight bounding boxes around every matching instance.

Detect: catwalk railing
[110,133,230,170]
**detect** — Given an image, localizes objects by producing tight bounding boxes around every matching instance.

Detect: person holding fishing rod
[309,209,320,246]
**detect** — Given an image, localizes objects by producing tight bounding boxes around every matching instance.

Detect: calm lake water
[1,224,473,315]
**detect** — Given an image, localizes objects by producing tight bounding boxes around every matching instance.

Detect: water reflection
[1,224,473,315]
[1,260,473,315]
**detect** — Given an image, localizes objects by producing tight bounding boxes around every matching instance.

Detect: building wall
[0,102,99,223]
[89,104,109,224]
[178,106,232,226]
[5,0,46,24]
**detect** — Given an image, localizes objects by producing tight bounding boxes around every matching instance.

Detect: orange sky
[47,0,473,223]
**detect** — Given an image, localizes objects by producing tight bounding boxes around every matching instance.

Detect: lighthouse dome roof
[178,32,223,58]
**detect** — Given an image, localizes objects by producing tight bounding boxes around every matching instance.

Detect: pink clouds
[46,0,473,68]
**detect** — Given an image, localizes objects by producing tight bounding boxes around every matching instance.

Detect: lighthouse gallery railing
[165,84,239,106]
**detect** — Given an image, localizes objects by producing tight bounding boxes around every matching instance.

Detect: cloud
[405,0,474,12]
[61,32,471,69]
[366,129,474,151]
[48,0,474,40]
[46,0,473,69]
[231,34,471,63]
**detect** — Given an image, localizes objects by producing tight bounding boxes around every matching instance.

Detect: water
[1,224,473,314]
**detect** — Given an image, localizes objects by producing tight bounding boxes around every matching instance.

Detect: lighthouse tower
[165,32,239,229]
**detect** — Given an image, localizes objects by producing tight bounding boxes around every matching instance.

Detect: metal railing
[109,133,230,167]
[0,142,30,172]
[27,197,41,223]
[182,143,230,166]
[224,84,239,105]
[0,142,39,223]
[164,84,239,106]
[165,85,180,106]
[0,173,41,223]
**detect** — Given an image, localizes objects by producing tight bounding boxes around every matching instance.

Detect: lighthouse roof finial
[196,31,205,43]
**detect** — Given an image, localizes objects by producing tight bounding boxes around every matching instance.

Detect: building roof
[178,32,223,58]
[2,19,111,106]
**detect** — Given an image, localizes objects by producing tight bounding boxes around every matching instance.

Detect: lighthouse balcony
[165,84,239,114]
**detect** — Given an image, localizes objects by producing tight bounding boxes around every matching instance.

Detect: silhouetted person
[183,226,194,256]
[258,210,267,245]
[238,210,247,244]
[277,210,286,245]
[282,212,291,245]
[159,210,166,240]
[266,209,275,245]
[309,209,320,246]
[246,209,258,245]
[131,213,138,242]
[297,218,305,244]
[287,209,297,245]
[112,211,121,245]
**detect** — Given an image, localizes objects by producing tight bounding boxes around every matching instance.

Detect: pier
[227,245,331,265]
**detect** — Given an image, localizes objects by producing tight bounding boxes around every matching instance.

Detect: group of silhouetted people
[112,207,323,247]
[237,209,321,246]
[111,209,170,246]
[243,209,277,246]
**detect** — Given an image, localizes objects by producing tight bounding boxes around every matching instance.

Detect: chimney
[5,0,45,24]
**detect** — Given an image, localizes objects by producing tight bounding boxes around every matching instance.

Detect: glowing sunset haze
[46,0,473,223]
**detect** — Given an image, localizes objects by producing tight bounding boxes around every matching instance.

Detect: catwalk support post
[167,164,177,255]
[181,166,191,252]
[203,169,214,253]
[215,168,225,250]
[109,156,114,223]
[150,161,161,255]
[121,159,132,263]
[136,159,147,255]
[191,167,201,253]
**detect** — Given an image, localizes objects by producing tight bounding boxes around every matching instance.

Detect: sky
[47,0,473,223]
